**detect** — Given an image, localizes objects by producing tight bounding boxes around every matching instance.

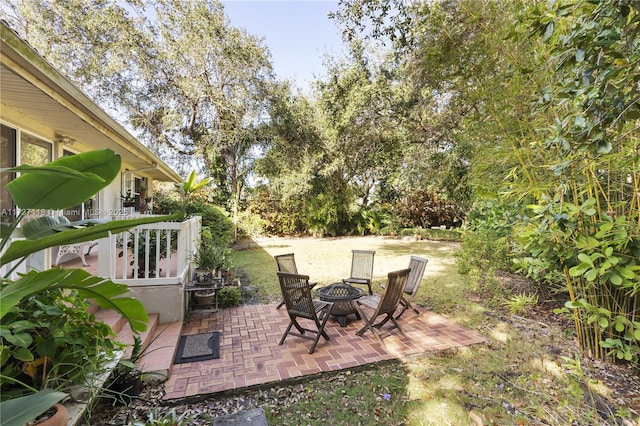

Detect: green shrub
[153,190,234,247]
[218,287,242,308]
[503,293,539,315]
[1,289,117,397]
[188,202,234,247]
[456,199,522,275]
[237,209,267,238]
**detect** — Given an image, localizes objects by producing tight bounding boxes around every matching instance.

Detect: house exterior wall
[126,285,185,323]
[1,112,160,220]
[2,21,188,323]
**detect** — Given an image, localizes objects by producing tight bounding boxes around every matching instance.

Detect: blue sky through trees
[222,0,345,92]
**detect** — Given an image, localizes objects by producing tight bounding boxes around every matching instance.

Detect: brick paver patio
[163,303,486,401]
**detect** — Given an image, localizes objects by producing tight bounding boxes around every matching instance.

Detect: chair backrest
[275,253,298,274]
[349,250,375,280]
[377,268,411,315]
[405,256,428,295]
[277,272,315,319]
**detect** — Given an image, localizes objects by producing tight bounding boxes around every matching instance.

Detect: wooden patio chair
[277,272,334,354]
[354,268,411,348]
[274,253,317,309]
[395,256,429,319]
[342,249,376,295]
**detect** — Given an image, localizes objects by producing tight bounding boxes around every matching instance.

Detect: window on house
[21,132,51,166]
[1,125,52,223]
[1,124,16,223]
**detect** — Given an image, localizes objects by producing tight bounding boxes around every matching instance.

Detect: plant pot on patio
[28,403,69,426]
[108,374,142,406]
[194,290,217,306]
[194,267,213,284]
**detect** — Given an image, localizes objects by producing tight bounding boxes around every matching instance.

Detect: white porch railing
[98,215,201,286]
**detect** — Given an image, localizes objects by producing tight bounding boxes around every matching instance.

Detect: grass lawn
[231,235,473,322]
[90,235,639,425]
[228,235,638,425]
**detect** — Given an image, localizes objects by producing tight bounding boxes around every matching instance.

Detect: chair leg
[279,321,295,345]
[317,308,332,341]
[374,313,393,329]
[354,305,386,346]
[395,296,420,319]
[356,306,409,348]
[410,301,420,315]
[354,305,372,337]
[390,318,407,338]
[276,299,285,309]
[395,299,409,319]
[309,307,332,354]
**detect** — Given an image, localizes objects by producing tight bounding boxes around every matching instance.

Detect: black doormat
[174,332,220,364]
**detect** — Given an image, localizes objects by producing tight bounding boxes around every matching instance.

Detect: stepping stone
[213,408,268,426]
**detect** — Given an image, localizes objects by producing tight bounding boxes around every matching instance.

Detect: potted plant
[1,287,116,402]
[0,390,69,426]
[121,189,136,208]
[138,183,147,201]
[106,336,144,406]
[0,149,181,425]
[192,239,216,283]
[192,243,228,285]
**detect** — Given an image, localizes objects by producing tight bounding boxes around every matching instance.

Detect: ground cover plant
[86,236,640,425]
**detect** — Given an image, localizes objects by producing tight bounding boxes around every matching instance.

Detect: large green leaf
[176,170,212,195]
[0,267,148,332]
[6,149,120,210]
[1,213,182,264]
[0,223,11,239]
[21,216,73,240]
[2,164,102,180]
[21,217,113,240]
[0,389,67,426]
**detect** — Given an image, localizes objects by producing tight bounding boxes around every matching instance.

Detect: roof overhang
[0,22,182,183]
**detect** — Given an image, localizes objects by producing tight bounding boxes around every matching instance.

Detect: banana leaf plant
[0,149,181,421]
[175,170,212,213]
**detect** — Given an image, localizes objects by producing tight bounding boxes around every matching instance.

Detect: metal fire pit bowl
[316,283,364,327]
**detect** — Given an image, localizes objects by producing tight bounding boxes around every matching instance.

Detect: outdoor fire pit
[316,283,364,327]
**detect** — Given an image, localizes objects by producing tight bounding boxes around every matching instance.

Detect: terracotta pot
[33,403,69,426]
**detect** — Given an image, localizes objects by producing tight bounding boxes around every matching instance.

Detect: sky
[221,0,346,92]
